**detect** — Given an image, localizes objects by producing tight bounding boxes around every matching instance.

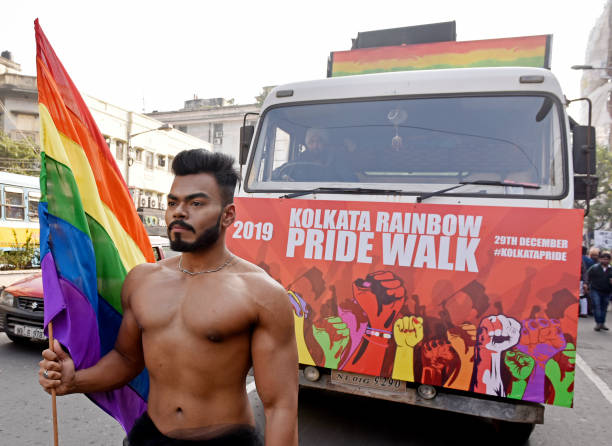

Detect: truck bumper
[299,369,544,425]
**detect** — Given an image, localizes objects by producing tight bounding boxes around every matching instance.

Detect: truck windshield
[246,95,565,198]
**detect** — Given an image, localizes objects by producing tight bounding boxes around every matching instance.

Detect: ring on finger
[43,369,49,379]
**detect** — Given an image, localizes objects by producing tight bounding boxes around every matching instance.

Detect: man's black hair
[599,252,611,259]
[172,149,239,205]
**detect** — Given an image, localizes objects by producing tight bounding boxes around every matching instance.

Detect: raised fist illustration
[287,291,315,365]
[516,320,569,404]
[445,323,477,391]
[338,299,368,369]
[473,314,521,396]
[421,338,455,386]
[505,348,536,381]
[392,316,424,382]
[504,348,536,400]
[477,315,521,353]
[545,342,576,407]
[517,318,567,365]
[353,271,407,330]
[447,323,477,359]
[312,316,350,369]
[394,316,424,348]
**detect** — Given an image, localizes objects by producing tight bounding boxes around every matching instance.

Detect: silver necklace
[178,255,234,275]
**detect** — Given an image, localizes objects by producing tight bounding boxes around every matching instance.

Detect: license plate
[330,371,406,393]
[13,324,47,340]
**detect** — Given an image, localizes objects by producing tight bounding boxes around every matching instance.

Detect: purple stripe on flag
[42,252,146,432]
[42,252,99,369]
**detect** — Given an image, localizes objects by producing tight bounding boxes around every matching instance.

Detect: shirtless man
[38,149,298,445]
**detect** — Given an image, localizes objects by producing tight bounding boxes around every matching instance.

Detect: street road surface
[0,314,610,445]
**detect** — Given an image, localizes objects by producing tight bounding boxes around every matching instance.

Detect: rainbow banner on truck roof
[35,19,154,432]
[329,35,551,77]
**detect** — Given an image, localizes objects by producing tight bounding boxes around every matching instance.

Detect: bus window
[4,187,25,220]
[28,191,41,221]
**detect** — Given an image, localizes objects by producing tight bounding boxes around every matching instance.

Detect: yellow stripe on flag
[39,103,147,271]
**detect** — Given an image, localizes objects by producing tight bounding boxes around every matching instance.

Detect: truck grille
[17,297,44,313]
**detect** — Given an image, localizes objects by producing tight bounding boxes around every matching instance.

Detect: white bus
[0,172,40,250]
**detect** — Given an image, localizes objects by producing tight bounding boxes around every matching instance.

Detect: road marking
[576,353,612,405]
[247,381,256,394]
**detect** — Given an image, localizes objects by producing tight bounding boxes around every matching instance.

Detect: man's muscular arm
[251,280,299,446]
[39,266,147,395]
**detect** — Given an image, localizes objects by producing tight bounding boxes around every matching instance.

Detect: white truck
[230,67,594,444]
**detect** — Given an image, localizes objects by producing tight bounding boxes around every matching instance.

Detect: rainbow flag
[35,20,155,432]
[330,35,551,77]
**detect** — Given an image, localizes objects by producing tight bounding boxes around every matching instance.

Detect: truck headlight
[0,290,14,306]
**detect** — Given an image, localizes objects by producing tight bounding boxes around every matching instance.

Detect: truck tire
[493,420,535,445]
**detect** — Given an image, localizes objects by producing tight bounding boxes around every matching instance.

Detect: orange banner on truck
[227,198,583,407]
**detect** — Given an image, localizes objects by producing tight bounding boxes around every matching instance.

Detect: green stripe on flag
[45,155,127,313]
[44,155,90,236]
[87,214,127,314]
[39,152,48,203]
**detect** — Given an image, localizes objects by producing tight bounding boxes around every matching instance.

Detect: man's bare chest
[131,275,256,341]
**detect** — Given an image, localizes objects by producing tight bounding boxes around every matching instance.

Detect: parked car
[0,236,177,343]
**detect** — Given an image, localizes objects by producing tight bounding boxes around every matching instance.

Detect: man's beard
[168,213,222,252]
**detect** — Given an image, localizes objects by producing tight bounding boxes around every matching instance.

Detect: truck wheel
[493,420,535,445]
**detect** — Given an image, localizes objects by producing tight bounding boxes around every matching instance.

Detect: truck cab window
[247,95,565,198]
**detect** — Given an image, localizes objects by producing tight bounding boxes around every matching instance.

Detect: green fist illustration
[313,316,350,369]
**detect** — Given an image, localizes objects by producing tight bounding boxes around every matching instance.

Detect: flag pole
[48,321,59,446]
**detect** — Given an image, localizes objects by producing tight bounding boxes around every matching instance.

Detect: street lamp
[125,122,173,188]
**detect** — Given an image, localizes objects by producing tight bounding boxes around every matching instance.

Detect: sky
[1,0,607,117]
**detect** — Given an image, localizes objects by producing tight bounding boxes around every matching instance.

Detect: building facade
[148,97,259,162]
[581,0,612,148]
[0,51,39,143]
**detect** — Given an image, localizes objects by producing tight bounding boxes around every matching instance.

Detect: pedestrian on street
[583,246,600,316]
[585,251,612,332]
[579,247,589,317]
[38,150,299,445]
[584,246,600,270]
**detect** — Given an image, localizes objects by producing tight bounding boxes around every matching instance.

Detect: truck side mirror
[572,125,596,174]
[574,176,598,201]
[239,125,254,166]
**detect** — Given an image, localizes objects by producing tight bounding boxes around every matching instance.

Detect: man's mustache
[168,221,195,233]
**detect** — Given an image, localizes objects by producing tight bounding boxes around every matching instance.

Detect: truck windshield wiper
[281,187,404,199]
[416,180,541,203]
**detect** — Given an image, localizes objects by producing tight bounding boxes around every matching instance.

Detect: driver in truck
[274,127,356,182]
[299,128,332,163]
